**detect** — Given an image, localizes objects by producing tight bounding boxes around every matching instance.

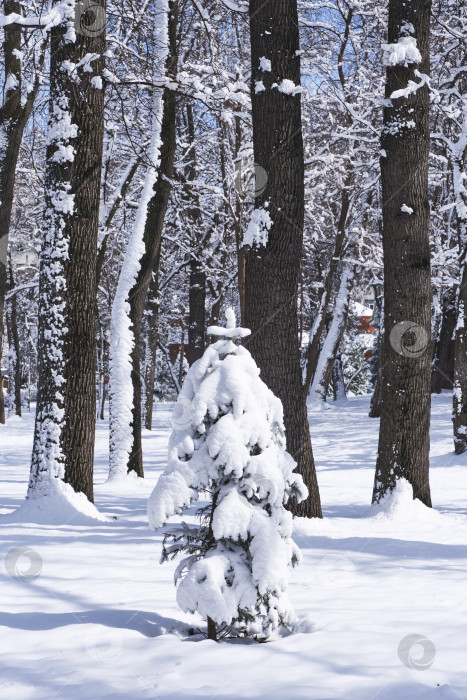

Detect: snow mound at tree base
[1,480,106,525]
[106,470,145,487]
[369,478,439,524]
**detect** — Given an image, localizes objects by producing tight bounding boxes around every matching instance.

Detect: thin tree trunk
[109,0,178,480]
[185,102,205,366]
[303,186,351,397]
[309,266,353,405]
[6,264,21,416]
[144,267,160,430]
[372,1,432,507]
[431,289,455,393]
[207,617,217,641]
[453,265,467,452]
[0,1,46,424]
[188,259,206,365]
[126,1,179,476]
[332,355,347,403]
[369,284,383,418]
[244,0,322,518]
[99,317,108,420]
[96,154,142,289]
[178,326,185,388]
[451,137,467,452]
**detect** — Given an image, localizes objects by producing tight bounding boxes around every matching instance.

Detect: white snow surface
[1,393,467,697]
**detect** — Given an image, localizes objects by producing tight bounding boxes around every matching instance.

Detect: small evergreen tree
[147,308,307,640]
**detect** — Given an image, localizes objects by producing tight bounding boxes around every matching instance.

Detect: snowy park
[2,0,467,697]
[1,389,467,699]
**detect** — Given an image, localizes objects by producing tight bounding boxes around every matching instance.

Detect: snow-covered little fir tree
[147,308,308,640]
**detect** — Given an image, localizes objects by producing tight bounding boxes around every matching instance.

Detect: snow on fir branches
[147,308,307,641]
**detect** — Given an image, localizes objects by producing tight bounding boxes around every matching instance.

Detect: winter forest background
[1,0,467,698]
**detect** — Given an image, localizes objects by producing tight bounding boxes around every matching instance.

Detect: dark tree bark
[451,101,467,451]
[30,2,105,501]
[369,284,383,418]
[431,289,455,393]
[453,265,467,452]
[244,0,322,518]
[185,102,205,366]
[98,315,108,421]
[126,0,179,476]
[372,0,432,507]
[60,4,105,502]
[188,259,206,365]
[0,2,45,424]
[331,355,347,403]
[207,616,217,641]
[144,263,160,430]
[6,264,21,416]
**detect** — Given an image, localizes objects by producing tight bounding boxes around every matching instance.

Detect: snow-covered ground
[1,394,467,700]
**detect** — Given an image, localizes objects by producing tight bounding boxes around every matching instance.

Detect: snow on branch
[382,37,422,67]
[218,0,248,13]
[390,69,429,100]
[0,1,73,31]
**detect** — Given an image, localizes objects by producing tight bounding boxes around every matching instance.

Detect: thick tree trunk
[6,265,21,416]
[431,289,455,393]
[372,0,432,507]
[61,4,105,502]
[30,2,105,501]
[126,1,178,476]
[244,0,322,518]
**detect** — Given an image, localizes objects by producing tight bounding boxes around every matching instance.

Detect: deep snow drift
[1,393,467,699]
